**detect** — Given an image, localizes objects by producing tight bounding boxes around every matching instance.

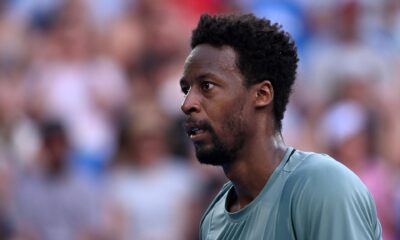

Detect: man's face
[180,44,251,166]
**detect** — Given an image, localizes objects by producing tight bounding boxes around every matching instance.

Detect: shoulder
[285,150,369,198]
[200,181,232,223]
[283,151,375,212]
[280,150,382,239]
[199,181,232,239]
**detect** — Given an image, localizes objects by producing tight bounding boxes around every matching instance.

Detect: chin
[195,144,231,166]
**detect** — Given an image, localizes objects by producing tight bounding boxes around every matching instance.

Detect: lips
[184,121,209,141]
[185,126,204,138]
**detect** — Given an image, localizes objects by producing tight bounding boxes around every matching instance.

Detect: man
[13,121,102,240]
[180,13,382,239]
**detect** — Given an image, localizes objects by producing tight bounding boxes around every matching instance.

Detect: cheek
[202,91,249,136]
[214,102,247,140]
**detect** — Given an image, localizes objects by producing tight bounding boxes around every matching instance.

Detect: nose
[181,91,200,115]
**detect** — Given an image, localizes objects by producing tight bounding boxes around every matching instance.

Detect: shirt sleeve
[285,155,382,240]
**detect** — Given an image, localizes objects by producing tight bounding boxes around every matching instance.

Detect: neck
[222,132,287,212]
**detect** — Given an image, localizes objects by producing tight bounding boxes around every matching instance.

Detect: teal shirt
[200,148,382,240]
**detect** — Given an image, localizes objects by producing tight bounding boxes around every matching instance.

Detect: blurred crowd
[0,0,399,239]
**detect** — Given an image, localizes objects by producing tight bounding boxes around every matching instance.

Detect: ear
[254,80,273,108]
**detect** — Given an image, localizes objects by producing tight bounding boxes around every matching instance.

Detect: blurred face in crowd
[181,44,253,166]
[131,131,167,167]
[42,131,68,175]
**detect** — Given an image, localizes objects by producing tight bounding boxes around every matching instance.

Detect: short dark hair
[40,120,68,146]
[191,13,298,131]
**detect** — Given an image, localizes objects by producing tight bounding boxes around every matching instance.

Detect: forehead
[183,44,240,80]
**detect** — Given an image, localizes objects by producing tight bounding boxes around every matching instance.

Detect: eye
[200,81,215,92]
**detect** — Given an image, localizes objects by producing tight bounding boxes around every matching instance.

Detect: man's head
[180,13,298,165]
[40,120,69,175]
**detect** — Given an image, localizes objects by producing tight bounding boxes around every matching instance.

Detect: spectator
[12,120,103,240]
[105,101,201,240]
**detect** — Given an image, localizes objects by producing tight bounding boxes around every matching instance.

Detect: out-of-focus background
[0,0,399,239]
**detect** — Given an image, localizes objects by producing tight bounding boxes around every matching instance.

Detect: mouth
[184,122,208,141]
[187,127,205,138]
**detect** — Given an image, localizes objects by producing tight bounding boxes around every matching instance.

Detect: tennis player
[180,13,382,239]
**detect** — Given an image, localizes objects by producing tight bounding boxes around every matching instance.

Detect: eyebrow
[180,73,219,86]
